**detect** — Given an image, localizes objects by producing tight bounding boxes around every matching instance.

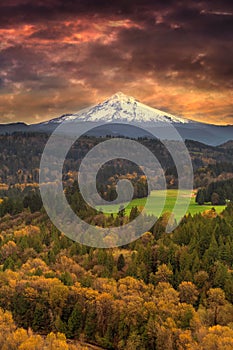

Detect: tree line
[196,178,233,205]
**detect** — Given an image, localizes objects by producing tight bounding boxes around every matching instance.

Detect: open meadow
[98,189,226,218]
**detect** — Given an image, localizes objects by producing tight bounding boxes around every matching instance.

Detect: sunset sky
[0,0,232,125]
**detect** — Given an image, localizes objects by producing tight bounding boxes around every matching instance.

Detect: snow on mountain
[45,92,191,125]
[2,92,228,146]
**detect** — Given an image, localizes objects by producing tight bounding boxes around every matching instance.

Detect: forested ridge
[0,133,233,349]
[0,198,233,349]
[0,133,233,189]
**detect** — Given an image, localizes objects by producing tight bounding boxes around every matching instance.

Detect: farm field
[98,189,226,219]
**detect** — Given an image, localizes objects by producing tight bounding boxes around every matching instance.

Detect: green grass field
[98,190,226,219]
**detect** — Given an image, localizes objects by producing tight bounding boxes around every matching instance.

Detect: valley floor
[97,189,226,218]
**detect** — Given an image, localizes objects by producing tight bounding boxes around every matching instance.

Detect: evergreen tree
[67,304,83,338]
[196,189,205,205]
[117,254,126,271]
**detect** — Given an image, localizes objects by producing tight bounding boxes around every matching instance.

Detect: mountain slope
[45,92,191,125]
[0,92,232,146]
[36,92,233,145]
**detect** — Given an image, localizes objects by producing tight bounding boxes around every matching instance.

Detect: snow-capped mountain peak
[3,93,231,146]
[45,92,191,125]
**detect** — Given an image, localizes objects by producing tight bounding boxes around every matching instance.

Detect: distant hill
[0,122,29,133]
[0,133,232,188]
[220,140,233,149]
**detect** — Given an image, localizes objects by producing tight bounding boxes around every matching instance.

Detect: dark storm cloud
[168,6,233,40]
[0,0,175,20]
[0,45,46,87]
[83,17,233,91]
[0,0,232,25]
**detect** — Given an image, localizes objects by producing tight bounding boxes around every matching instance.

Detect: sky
[0,0,232,125]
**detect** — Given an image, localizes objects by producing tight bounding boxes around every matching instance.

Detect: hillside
[0,194,233,349]
[0,134,233,189]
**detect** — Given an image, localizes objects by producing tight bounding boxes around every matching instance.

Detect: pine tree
[67,304,83,338]
[196,189,205,205]
[117,254,126,271]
